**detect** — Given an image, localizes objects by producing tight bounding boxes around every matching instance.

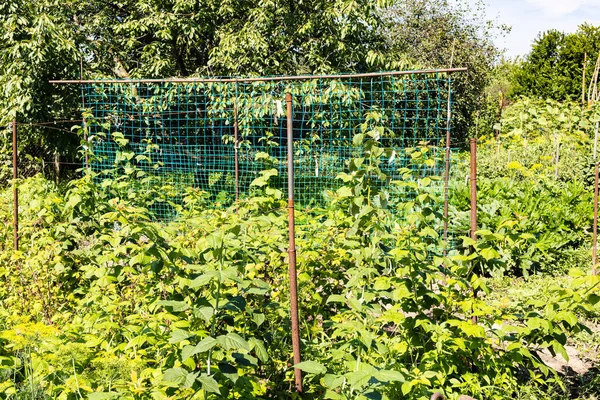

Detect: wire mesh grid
[1,143,68,186]
[81,72,456,231]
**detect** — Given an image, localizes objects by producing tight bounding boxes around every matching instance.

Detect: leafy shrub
[448,97,599,277]
[450,176,591,276]
[0,134,598,399]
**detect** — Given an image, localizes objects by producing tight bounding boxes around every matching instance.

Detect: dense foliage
[1,132,599,399]
[512,24,600,101]
[450,96,600,277]
[0,0,504,175]
[383,0,506,139]
[2,3,600,399]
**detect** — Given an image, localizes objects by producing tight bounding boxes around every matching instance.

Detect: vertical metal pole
[470,138,477,323]
[83,118,89,168]
[80,56,89,169]
[286,93,302,392]
[594,122,599,160]
[233,98,240,206]
[470,138,477,240]
[442,80,452,253]
[12,119,18,251]
[593,162,599,274]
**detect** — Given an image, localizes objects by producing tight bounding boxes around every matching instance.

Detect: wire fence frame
[49,68,467,85]
[0,68,467,393]
[6,69,470,246]
[61,71,459,225]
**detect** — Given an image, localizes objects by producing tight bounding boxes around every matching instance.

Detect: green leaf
[461,236,477,247]
[353,134,365,146]
[158,300,190,312]
[194,336,218,353]
[556,311,577,328]
[233,352,258,367]
[112,132,129,146]
[216,333,250,351]
[588,293,600,305]
[294,360,327,375]
[336,186,353,198]
[183,337,217,360]
[197,375,221,394]
[323,390,345,399]
[552,341,569,362]
[189,271,218,288]
[348,298,363,311]
[346,369,371,389]
[373,277,391,291]
[479,247,501,261]
[162,367,188,387]
[250,169,278,187]
[125,335,148,349]
[88,393,120,400]
[183,371,199,389]
[168,329,192,344]
[326,295,346,303]
[218,362,239,383]
[129,252,151,266]
[181,345,196,361]
[253,313,266,327]
[322,373,345,389]
[65,194,82,209]
[249,338,269,362]
[376,369,405,383]
[196,306,214,323]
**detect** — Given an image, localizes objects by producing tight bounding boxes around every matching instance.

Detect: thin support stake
[470,138,478,323]
[233,95,240,207]
[593,162,599,274]
[80,56,89,168]
[286,93,303,392]
[442,80,452,252]
[594,122,599,160]
[83,117,89,168]
[12,119,18,251]
[470,138,478,238]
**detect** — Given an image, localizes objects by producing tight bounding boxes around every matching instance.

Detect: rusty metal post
[80,57,89,169]
[83,118,89,168]
[595,122,599,160]
[470,138,477,241]
[442,82,452,253]
[470,138,478,323]
[233,98,240,206]
[286,93,303,392]
[12,119,18,251]
[593,162,599,274]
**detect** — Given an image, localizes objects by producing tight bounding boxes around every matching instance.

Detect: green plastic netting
[80,71,458,227]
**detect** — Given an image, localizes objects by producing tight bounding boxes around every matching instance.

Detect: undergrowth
[0,133,598,399]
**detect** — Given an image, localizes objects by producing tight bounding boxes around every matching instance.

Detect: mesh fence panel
[82,72,456,227]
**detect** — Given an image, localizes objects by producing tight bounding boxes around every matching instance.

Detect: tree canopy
[512,24,600,101]
[382,0,505,138]
[0,0,504,169]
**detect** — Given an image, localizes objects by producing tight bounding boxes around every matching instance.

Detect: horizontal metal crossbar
[49,68,467,84]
